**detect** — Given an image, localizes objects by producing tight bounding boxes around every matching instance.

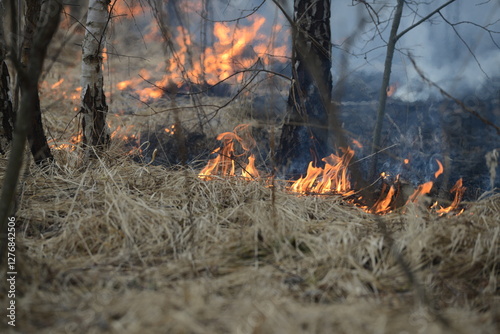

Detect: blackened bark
[0,61,14,154]
[0,0,61,269]
[277,0,332,176]
[80,0,111,156]
[0,0,14,154]
[80,83,110,148]
[21,0,53,164]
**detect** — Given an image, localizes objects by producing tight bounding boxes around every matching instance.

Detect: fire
[198,124,259,180]
[387,83,397,97]
[51,78,64,89]
[111,1,145,18]
[164,125,176,135]
[289,148,355,195]
[242,155,260,179]
[116,12,289,101]
[407,181,434,204]
[436,178,466,214]
[371,184,396,214]
[49,132,83,151]
[434,159,444,179]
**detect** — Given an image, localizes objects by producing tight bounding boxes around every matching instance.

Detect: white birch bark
[80,0,110,151]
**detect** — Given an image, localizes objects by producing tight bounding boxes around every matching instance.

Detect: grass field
[1,141,498,333]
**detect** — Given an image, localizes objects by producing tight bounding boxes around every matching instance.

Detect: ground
[0,151,498,333]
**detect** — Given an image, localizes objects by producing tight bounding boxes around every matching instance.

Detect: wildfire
[199,126,466,216]
[198,124,259,180]
[435,178,466,215]
[290,148,355,195]
[116,12,289,101]
[49,132,83,151]
[164,125,176,135]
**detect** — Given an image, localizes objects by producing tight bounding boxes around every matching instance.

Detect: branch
[409,55,500,136]
[0,0,62,267]
[395,0,458,41]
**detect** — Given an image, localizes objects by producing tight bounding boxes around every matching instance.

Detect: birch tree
[276,0,333,176]
[80,0,111,156]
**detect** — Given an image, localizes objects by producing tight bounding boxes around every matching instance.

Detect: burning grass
[1,149,498,333]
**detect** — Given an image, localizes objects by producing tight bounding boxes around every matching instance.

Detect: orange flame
[436,178,466,214]
[117,13,289,101]
[164,125,176,135]
[290,148,355,195]
[407,181,434,204]
[434,159,444,179]
[51,78,64,89]
[387,83,397,97]
[371,184,396,214]
[198,124,259,180]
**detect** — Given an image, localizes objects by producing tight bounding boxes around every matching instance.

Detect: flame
[51,78,64,89]
[290,148,354,195]
[198,128,465,216]
[407,181,434,204]
[371,184,396,214]
[198,124,258,180]
[242,155,260,179]
[164,124,176,135]
[387,83,397,97]
[117,13,289,101]
[436,178,466,214]
[434,159,444,179]
[111,1,144,18]
[49,132,83,151]
[351,139,363,149]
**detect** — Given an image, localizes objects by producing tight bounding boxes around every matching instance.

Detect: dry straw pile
[1,146,499,333]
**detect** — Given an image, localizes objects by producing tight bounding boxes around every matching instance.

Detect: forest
[0,0,499,333]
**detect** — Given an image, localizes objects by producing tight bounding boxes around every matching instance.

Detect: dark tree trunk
[277,0,332,177]
[0,61,14,154]
[21,0,53,164]
[0,1,14,154]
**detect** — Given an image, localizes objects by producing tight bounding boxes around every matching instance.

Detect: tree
[0,0,61,268]
[276,0,333,176]
[0,0,14,154]
[366,0,458,179]
[80,0,111,157]
[20,0,54,164]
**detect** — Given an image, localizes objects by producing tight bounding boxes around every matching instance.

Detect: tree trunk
[369,0,404,180]
[21,0,54,164]
[0,0,14,154]
[0,0,61,268]
[80,0,111,156]
[277,0,332,177]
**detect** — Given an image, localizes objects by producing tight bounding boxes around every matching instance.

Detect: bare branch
[409,55,500,136]
[395,0,458,41]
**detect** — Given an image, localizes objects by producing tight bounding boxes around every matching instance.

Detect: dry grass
[0,145,498,333]
[1,11,498,332]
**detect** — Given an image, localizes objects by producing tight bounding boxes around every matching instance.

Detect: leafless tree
[80,0,112,158]
[0,0,14,154]
[20,0,54,164]
[276,0,334,176]
[0,0,62,268]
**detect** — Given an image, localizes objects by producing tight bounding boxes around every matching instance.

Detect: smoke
[331,0,500,102]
